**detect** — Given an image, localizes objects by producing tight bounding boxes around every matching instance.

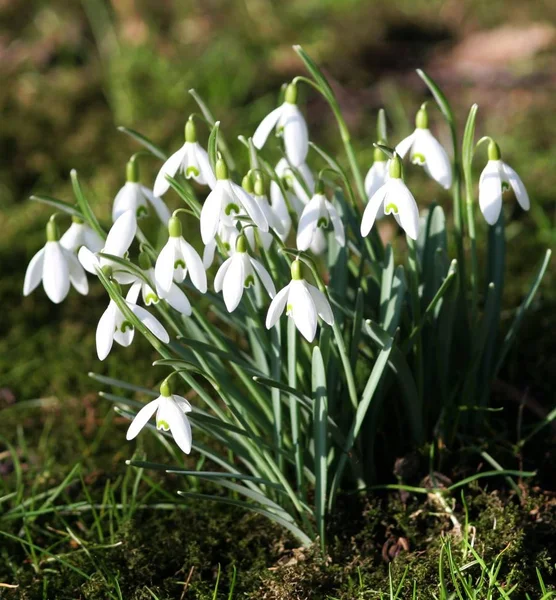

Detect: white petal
[214,256,232,293]
[23,247,45,296]
[180,239,207,293]
[112,184,137,222]
[306,283,334,325]
[65,249,89,295]
[203,239,217,269]
[325,200,345,247]
[126,281,142,305]
[361,184,388,237]
[282,105,309,167]
[141,186,171,225]
[200,184,225,244]
[96,302,117,360]
[113,311,135,348]
[479,161,503,226]
[250,257,276,298]
[270,181,292,239]
[193,143,216,189]
[390,179,420,240]
[126,398,160,440]
[265,284,290,329]
[173,394,192,413]
[83,227,105,253]
[310,228,327,255]
[154,239,176,294]
[163,283,192,316]
[364,161,388,199]
[222,254,245,312]
[78,246,100,275]
[296,194,320,251]
[130,304,170,343]
[231,183,269,231]
[253,105,284,149]
[104,210,137,257]
[503,163,530,211]
[395,131,416,158]
[154,145,187,197]
[59,223,84,253]
[289,280,317,342]
[167,400,192,454]
[43,241,70,303]
[413,129,452,189]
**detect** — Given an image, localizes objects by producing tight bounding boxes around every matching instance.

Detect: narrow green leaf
[416,69,455,127]
[70,169,106,239]
[30,194,84,219]
[89,373,158,396]
[312,346,328,551]
[207,120,220,174]
[117,126,167,160]
[377,108,388,142]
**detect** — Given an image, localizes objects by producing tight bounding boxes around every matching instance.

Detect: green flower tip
[126,159,139,183]
[138,251,152,270]
[236,234,247,253]
[160,378,172,398]
[242,173,254,193]
[488,140,501,161]
[389,154,403,179]
[415,106,428,130]
[315,179,325,195]
[374,144,387,162]
[168,215,182,238]
[216,158,229,181]
[71,216,84,224]
[46,219,60,242]
[254,176,266,197]
[291,259,303,281]
[185,118,197,143]
[285,82,298,105]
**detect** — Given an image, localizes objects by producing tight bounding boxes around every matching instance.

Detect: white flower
[395,106,452,190]
[154,216,207,296]
[265,259,334,342]
[126,382,193,454]
[214,235,276,312]
[200,159,268,245]
[23,219,89,304]
[60,218,104,253]
[202,223,240,269]
[296,188,345,252]
[364,153,389,200]
[361,155,420,241]
[154,119,216,197]
[78,210,137,284]
[253,83,308,167]
[129,253,192,316]
[479,141,530,226]
[241,174,284,251]
[96,284,169,361]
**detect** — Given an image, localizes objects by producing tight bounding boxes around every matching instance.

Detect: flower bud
[185,118,197,143]
[168,215,182,238]
[138,251,152,270]
[374,145,387,162]
[242,173,254,193]
[291,259,303,281]
[488,140,501,161]
[46,219,60,242]
[415,105,428,130]
[284,82,298,105]
[254,175,266,197]
[160,378,172,398]
[126,159,139,183]
[215,158,229,181]
[236,234,247,253]
[389,154,403,179]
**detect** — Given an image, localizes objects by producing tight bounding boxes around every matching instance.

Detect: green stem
[288,318,305,499]
[407,237,424,404]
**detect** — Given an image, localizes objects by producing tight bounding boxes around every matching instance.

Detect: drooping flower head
[241,173,283,251]
[60,216,104,254]
[253,83,309,167]
[202,222,240,269]
[113,157,171,224]
[364,145,390,200]
[395,104,452,190]
[23,217,89,304]
[126,378,192,454]
[214,234,276,313]
[361,153,420,240]
[479,139,530,226]
[265,259,334,342]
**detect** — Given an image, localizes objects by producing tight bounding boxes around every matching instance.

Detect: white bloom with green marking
[395,105,452,190]
[361,155,420,240]
[96,284,169,361]
[23,218,89,304]
[78,210,137,285]
[60,218,104,254]
[202,223,240,269]
[200,159,268,244]
[253,83,308,167]
[265,259,334,342]
[126,380,192,454]
[479,140,530,226]
[214,235,276,313]
[296,185,345,252]
[154,119,216,196]
[154,216,207,296]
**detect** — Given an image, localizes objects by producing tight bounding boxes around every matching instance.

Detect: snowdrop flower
[253,83,308,167]
[154,215,207,296]
[154,118,216,197]
[202,223,240,269]
[128,252,193,316]
[78,210,137,284]
[395,105,452,189]
[200,159,268,245]
[297,181,345,252]
[113,158,171,224]
[214,235,276,312]
[23,218,89,304]
[265,259,334,342]
[96,282,169,361]
[60,217,104,253]
[126,379,192,454]
[361,154,420,240]
[479,140,530,226]
[241,174,283,251]
[364,147,389,200]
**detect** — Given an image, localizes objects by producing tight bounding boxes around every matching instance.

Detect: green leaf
[416,69,455,127]
[70,169,106,239]
[462,104,478,181]
[350,288,364,368]
[377,108,388,142]
[89,373,158,396]
[421,204,448,305]
[312,346,328,551]
[30,195,84,219]
[117,126,167,160]
[207,120,220,174]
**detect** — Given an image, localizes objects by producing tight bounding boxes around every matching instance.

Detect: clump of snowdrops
[23,46,551,548]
